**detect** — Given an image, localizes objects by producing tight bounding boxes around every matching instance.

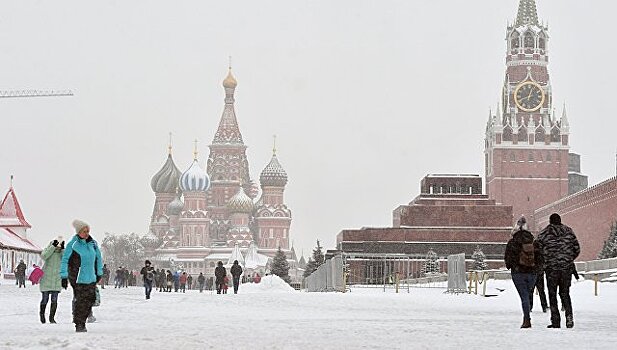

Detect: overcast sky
[1,0,616,257]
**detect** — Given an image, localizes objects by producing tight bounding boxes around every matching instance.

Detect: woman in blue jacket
[60,219,103,333]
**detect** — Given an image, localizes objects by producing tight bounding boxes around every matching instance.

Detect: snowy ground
[1,276,615,350]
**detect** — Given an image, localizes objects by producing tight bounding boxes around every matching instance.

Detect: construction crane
[0,90,73,98]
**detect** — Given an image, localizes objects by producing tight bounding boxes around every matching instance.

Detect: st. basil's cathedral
[144,69,299,279]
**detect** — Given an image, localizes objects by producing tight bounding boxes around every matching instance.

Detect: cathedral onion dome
[167,193,184,216]
[151,154,182,193]
[260,154,288,187]
[179,160,210,192]
[227,186,254,213]
[223,69,237,89]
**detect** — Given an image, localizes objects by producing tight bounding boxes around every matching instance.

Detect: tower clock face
[514,81,545,112]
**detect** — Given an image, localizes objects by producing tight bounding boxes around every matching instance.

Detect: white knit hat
[72,219,89,234]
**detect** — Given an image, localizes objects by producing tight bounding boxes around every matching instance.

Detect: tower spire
[193,139,199,161]
[272,134,277,155]
[516,0,539,26]
[168,132,173,155]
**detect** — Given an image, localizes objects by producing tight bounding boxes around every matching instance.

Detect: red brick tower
[255,142,291,250]
[485,0,570,229]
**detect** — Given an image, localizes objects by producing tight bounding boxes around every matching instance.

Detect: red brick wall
[535,177,617,261]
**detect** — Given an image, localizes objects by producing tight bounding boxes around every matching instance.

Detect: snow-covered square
[1,276,615,350]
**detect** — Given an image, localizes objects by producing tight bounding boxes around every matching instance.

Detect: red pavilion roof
[0,187,32,228]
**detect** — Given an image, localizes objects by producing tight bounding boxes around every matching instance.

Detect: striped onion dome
[167,193,184,215]
[259,154,288,187]
[179,160,210,192]
[227,186,254,213]
[151,154,182,193]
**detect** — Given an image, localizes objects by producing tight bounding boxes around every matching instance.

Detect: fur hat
[549,213,562,225]
[512,216,528,233]
[72,219,89,234]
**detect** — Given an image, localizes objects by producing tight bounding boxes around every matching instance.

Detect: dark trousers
[17,275,26,288]
[199,282,204,293]
[216,282,223,294]
[144,280,153,298]
[41,291,59,305]
[233,277,240,294]
[530,271,548,311]
[73,283,96,326]
[546,269,573,326]
[512,272,536,320]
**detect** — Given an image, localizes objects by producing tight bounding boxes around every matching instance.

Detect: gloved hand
[60,241,65,249]
[52,240,59,247]
[61,279,68,289]
[96,275,102,284]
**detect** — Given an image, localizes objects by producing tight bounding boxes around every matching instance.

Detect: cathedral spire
[212,65,244,145]
[516,0,539,26]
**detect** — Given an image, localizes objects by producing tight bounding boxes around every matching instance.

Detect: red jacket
[179,274,187,284]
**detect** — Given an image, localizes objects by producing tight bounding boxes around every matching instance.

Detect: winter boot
[75,323,87,333]
[547,323,561,328]
[49,302,57,324]
[520,318,531,329]
[87,313,96,323]
[39,304,46,324]
[566,316,574,328]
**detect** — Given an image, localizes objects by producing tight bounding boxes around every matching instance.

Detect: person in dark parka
[214,261,226,294]
[505,216,543,329]
[537,213,580,329]
[230,260,243,294]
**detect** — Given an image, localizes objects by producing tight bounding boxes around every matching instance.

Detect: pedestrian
[230,260,243,294]
[173,271,180,292]
[101,264,109,289]
[166,270,173,292]
[38,236,64,324]
[222,275,229,294]
[197,272,205,293]
[253,273,261,284]
[115,267,123,288]
[140,260,156,300]
[15,259,27,288]
[179,272,187,293]
[60,219,103,333]
[505,216,543,328]
[187,274,193,290]
[214,261,226,294]
[537,213,580,329]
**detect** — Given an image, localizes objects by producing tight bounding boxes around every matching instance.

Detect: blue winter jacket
[60,234,103,284]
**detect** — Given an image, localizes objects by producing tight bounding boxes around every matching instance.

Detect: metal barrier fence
[305,255,345,292]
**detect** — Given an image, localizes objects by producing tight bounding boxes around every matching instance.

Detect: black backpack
[519,242,535,267]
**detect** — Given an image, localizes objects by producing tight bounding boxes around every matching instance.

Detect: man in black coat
[15,260,27,288]
[537,213,580,329]
[230,260,243,294]
[214,261,226,294]
[140,260,156,300]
